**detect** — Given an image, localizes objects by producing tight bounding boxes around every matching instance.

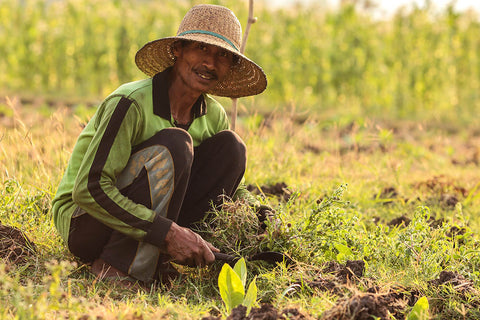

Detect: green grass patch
[1,101,480,318]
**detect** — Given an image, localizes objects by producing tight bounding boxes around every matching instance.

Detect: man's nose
[202,51,216,69]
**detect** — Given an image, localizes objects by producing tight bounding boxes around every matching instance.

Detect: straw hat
[135,4,267,98]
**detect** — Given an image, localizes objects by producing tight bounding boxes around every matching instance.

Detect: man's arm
[71,95,217,266]
[72,95,172,247]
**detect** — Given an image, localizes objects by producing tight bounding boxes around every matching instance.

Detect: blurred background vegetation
[1,0,480,123]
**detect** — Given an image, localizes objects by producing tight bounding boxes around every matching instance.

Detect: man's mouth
[195,69,217,81]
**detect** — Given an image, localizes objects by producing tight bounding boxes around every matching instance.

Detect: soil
[320,291,408,320]
[428,270,480,311]
[303,277,342,295]
[0,221,36,265]
[285,260,426,319]
[247,182,292,202]
[428,270,477,295]
[322,260,366,283]
[384,215,471,246]
[286,260,366,297]
[446,226,467,238]
[414,175,468,197]
[386,215,450,229]
[202,304,312,320]
[387,215,411,227]
[372,176,473,210]
[366,285,421,308]
[413,175,470,208]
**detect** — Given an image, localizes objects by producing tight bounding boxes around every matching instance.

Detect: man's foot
[91,258,128,279]
[90,258,144,289]
[156,255,181,288]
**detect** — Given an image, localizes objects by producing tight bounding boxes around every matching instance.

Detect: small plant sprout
[406,296,429,320]
[218,257,258,315]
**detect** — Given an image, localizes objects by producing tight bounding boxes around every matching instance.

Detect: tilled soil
[286,260,366,297]
[247,182,292,202]
[320,291,408,320]
[0,221,36,265]
[322,260,366,283]
[286,260,421,319]
[373,175,475,209]
[429,270,478,295]
[202,304,312,320]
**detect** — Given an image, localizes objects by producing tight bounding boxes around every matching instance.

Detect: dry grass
[1,96,480,318]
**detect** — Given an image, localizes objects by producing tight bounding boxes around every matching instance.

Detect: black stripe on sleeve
[87,97,150,231]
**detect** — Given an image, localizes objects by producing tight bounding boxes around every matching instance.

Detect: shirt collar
[152,67,207,120]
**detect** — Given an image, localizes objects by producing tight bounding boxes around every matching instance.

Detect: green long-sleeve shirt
[52,68,253,249]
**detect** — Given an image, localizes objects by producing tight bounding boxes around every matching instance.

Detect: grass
[0,96,479,319]
[2,1,480,318]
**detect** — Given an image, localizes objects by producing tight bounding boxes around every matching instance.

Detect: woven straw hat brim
[135,36,267,98]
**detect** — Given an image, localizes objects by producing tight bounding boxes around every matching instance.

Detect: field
[1,0,480,319]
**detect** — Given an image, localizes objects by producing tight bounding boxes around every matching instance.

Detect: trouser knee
[135,128,194,170]
[208,130,246,171]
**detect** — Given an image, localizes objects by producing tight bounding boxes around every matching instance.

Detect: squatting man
[52,4,272,284]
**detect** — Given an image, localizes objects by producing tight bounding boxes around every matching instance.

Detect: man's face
[172,41,235,95]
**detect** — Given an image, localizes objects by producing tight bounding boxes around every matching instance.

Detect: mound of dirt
[288,260,366,297]
[446,226,467,238]
[321,291,408,320]
[413,175,469,208]
[322,260,365,283]
[0,222,36,264]
[302,277,342,295]
[247,182,292,202]
[427,270,480,312]
[202,304,312,320]
[387,215,411,227]
[429,271,477,294]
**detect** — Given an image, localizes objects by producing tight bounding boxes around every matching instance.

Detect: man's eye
[198,44,207,51]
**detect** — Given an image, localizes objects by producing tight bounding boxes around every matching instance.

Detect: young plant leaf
[243,276,258,315]
[234,257,247,287]
[218,263,245,314]
[407,296,429,320]
[334,243,352,262]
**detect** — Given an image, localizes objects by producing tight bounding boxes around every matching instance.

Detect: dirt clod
[387,215,411,227]
[201,304,312,320]
[0,222,36,265]
[446,226,467,238]
[321,291,408,320]
[291,260,367,297]
[247,182,292,202]
[303,277,340,295]
[322,260,365,283]
[413,175,469,208]
[429,271,476,294]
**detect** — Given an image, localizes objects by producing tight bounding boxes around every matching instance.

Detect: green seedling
[218,257,258,315]
[406,296,429,320]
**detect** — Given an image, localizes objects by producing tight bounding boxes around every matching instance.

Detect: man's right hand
[163,222,219,267]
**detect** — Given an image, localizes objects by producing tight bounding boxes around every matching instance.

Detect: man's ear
[171,41,185,58]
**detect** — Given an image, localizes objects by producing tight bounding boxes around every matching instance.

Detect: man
[51,4,267,285]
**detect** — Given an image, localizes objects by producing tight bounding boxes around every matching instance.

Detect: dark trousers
[68,128,246,282]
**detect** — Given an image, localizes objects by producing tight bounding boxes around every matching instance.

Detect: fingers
[192,232,213,267]
[164,222,217,267]
[193,233,216,266]
[206,240,220,253]
[203,244,216,264]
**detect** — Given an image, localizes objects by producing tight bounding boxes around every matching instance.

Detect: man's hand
[163,222,219,267]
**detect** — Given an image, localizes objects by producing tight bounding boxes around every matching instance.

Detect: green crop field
[1,0,480,319]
